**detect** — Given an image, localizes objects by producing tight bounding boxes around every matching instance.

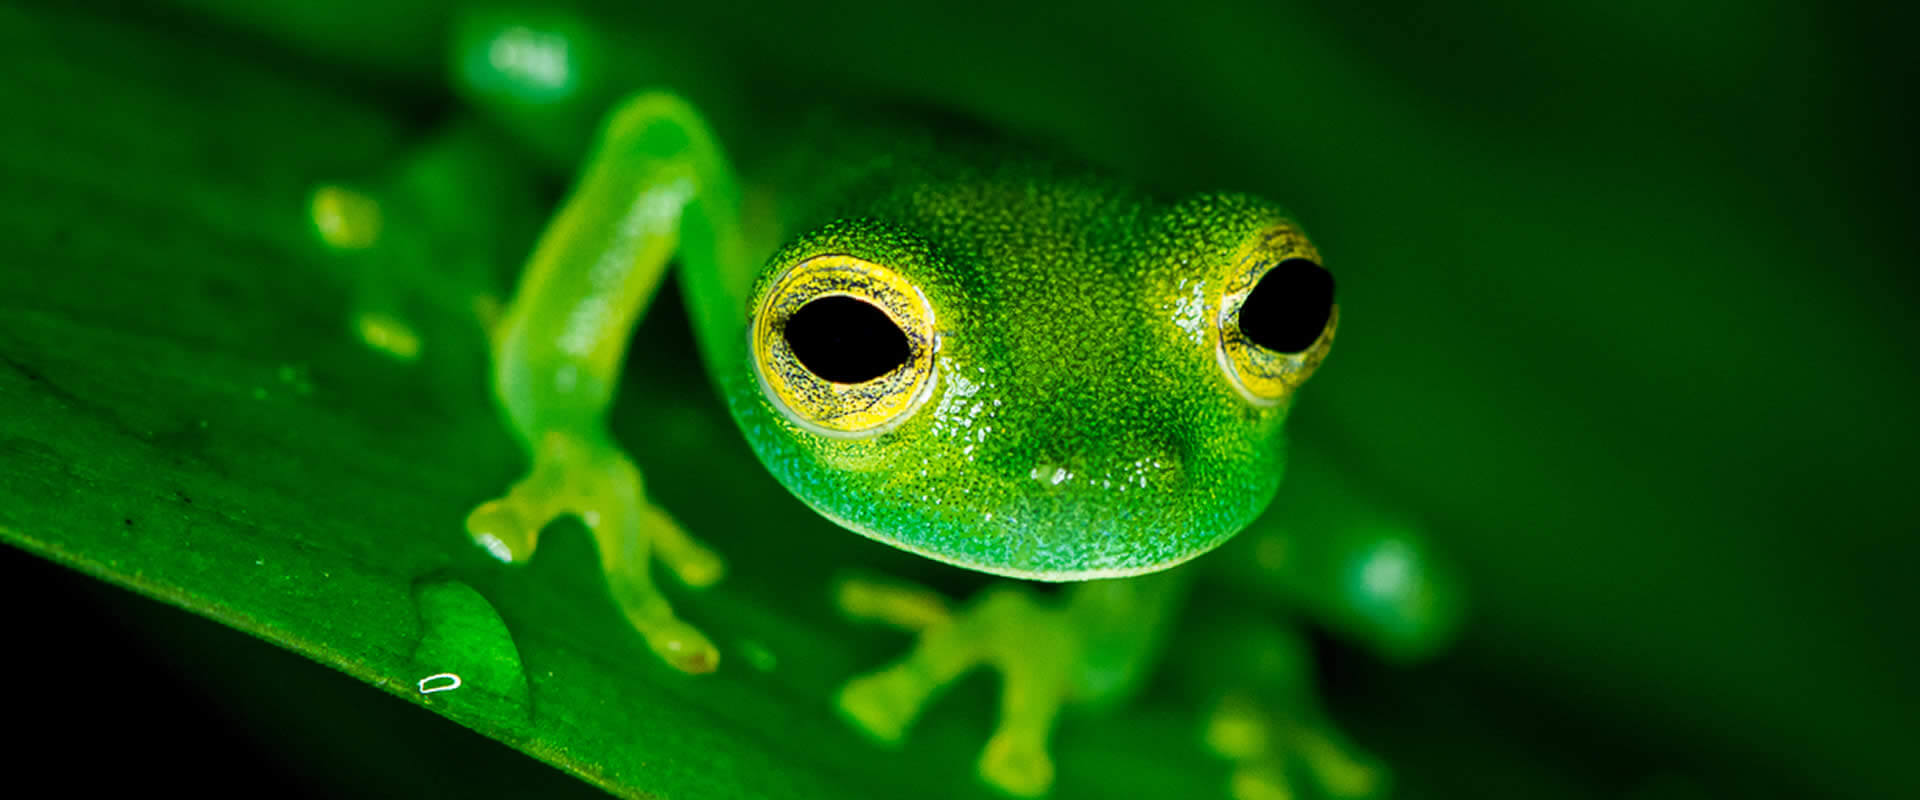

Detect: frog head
[730,166,1336,580]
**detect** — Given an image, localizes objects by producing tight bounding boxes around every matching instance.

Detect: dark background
[5,1,1913,797]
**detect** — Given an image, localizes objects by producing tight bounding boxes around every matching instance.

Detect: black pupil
[783,295,912,383]
[1238,258,1334,354]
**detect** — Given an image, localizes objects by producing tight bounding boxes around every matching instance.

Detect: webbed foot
[468,430,724,673]
[835,576,1079,797]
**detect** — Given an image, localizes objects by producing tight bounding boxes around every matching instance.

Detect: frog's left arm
[836,565,1196,795]
[459,90,753,673]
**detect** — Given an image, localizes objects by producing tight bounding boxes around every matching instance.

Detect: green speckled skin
[721,114,1308,579]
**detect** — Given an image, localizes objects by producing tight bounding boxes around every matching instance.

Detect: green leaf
[7,2,1910,799]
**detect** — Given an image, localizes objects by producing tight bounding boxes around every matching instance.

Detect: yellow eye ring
[751,254,939,437]
[1215,224,1337,406]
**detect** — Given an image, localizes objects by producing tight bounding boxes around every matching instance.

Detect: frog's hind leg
[461,88,743,674]
[1197,621,1386,800]
[309,121,542,363]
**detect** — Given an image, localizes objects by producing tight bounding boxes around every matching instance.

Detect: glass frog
[313,9,1463,799]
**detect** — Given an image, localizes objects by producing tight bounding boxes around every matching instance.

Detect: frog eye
[1216,224,1338,405]
[751,254,939,436]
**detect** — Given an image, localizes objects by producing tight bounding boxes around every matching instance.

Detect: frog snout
[1003,391,1197,487]
[1005,426,1198,534]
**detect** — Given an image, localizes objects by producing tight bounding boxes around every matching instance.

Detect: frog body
[316,11,1461,798]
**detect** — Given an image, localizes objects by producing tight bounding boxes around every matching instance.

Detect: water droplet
[411,579,531,723]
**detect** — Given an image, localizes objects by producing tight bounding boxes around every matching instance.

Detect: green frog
[313,10,1461,798]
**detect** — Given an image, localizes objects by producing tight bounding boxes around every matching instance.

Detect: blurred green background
[2,0,1912,797]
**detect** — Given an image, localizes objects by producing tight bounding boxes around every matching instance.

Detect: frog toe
[462,432,582,562]
[634,613,719,674]
[979,726,1055,798]
[599,507,723,675]
[637,503,725,589]
[1226,762,1294,800]
[310,183,384,251]
[836,672,915,743]
[464,495,539,563]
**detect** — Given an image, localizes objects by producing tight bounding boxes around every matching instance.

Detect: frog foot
[1203,656,1385,799]
[308,182,428,361]
[835,576,1077,797]
[468,430,724,673]
[309,123,538,363]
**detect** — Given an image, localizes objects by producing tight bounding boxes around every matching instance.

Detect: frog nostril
[1026,444,1186,495]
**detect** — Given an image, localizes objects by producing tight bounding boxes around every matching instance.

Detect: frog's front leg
[837,571,1192,796]
[465,91,740,673]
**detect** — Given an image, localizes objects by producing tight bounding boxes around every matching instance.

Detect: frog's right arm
[314,11,759,675]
